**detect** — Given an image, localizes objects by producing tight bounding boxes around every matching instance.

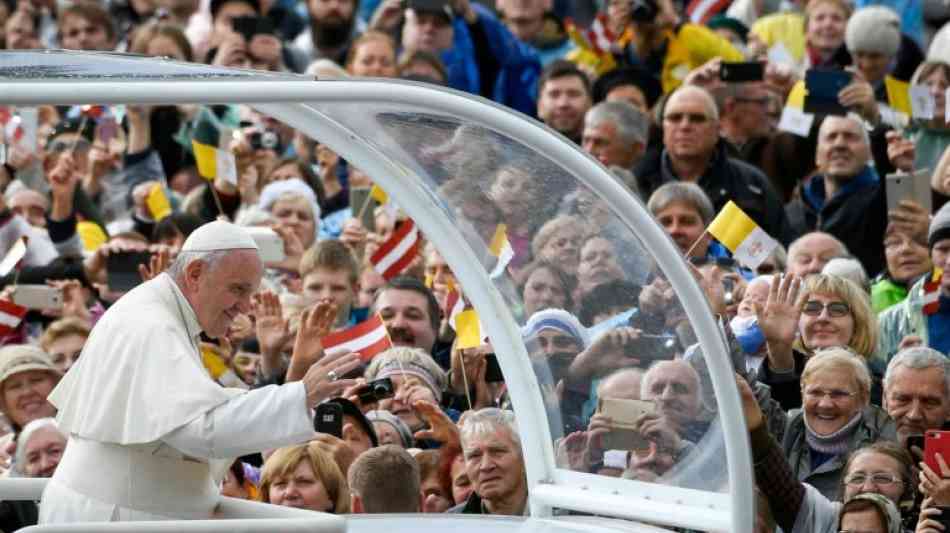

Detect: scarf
[804,410,863,455]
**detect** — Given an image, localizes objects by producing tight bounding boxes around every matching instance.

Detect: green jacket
[874,276,928,375]
[870,275,909,314]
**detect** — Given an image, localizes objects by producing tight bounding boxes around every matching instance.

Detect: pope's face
[190,250,263,339]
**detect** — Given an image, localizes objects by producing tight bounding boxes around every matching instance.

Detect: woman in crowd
[757,273,880,409]
[0,418,67,531]
[366,410,414,448]
[364,347,452,435]
[0,346,61,461]
[519,260,575,319]
[259,443,349,513]
[530,215,590,277]
[871,224,932,313]
[889,62,950,177]
[781,349,896,500]
[346,31,398,78]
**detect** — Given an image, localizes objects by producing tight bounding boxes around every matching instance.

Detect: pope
[38,221,360,523]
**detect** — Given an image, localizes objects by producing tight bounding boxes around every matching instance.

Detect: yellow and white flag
[455,309,487,349]
[707,201,778,269]
[370,183,388,205]
[488,224,514,279]
[192,139,238,185]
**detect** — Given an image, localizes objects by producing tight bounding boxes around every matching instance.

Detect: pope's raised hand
[301,349,360,407]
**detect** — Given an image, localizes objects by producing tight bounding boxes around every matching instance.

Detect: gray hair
[819,114,871,150]
[647,182,716,225]
[585,101,650,146]
[14,417,64,477]
[884,346,950,397]
[460,408,521,454]
[167,250,231,280]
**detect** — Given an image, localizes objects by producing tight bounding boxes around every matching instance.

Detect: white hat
[929,22,950,66]
[181,220,258,253]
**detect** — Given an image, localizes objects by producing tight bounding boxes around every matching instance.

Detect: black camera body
[357,378,395,404]
[249,130,281,152]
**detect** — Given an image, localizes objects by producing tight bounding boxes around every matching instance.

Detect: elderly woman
[756,273,879,410]
[364,347,453,434]
[258,178,322,253]
[0,418,67,531]
[365,410,414,448]
[530,215,590,277]
[0,346,60,456]
[259,443,349,513]
[781,349,896,500]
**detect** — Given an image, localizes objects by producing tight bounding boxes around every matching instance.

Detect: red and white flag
[585,13,616,54]
[686,0,731,24]
[445,287,466,331]
[370,220,420,280]
[924,268,943,315]
[0,299,26,337]
[321,314,392,362]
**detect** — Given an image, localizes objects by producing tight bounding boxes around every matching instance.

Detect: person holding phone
[40,221,361,523]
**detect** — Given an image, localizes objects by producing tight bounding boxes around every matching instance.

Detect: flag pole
[209,183,227,220]
[355,192,374,223]
[684,230,708,258]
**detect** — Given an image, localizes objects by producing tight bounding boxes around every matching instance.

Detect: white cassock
[39,273,313,522]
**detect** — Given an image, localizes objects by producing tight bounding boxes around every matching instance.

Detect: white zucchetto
[181,221,259,252]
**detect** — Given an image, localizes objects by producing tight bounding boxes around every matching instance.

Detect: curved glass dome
[0,50,753,533]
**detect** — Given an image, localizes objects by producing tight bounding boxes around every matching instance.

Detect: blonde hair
[801,347,872,405]
[804,0,853,31]
[258,443,350,513]
[39,316,90,352]
[796,274,878,358]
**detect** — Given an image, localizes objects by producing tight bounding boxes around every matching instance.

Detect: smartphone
[484,353,504,383]
[244,226,286,264]
[106,251,152,293]
[356,377,395,404]
[314,402,343,438]
[925,430,950,473]
[886,169,932,215]
[937,507,950,531]
[348,187,377,233]
[599,398,656,450]
[720,62,764,83]
[232,16,259,41]
[907,434,925,456]
[804,69,852,115]
[11,285,63,310]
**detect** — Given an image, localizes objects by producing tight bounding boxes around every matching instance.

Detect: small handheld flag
[370,220,421,280]
[923,268,942,315]
[706,201,778,269]
[0,299,26,337]
[488,224,514,279]
[321,314,393,362]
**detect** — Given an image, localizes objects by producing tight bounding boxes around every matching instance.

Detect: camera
[249,130,281,152]
[630,0,659,22]
[356,378,395,404]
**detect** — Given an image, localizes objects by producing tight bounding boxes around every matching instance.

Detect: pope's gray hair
[167,250,231,280]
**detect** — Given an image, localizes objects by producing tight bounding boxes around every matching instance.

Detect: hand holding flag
[704,201,778,269]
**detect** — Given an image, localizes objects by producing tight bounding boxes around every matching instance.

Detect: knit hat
[365,410,414,448]
[845,6,901,57]
[929,201,950,248]
[930,22,950,66]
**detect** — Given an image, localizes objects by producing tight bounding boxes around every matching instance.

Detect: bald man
[634,86,792,246]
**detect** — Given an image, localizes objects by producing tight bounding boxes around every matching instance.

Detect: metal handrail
[0,479,345,533]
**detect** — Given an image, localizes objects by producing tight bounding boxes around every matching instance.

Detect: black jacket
[635,141,794,246]
[785,168,888,276]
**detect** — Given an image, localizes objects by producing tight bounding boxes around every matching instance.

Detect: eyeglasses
[663,112,710,125]
[843,472,904,486]
[802,300,850,318]
[803,388,857,402]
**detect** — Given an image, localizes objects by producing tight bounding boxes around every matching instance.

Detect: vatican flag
[707,201,778,269]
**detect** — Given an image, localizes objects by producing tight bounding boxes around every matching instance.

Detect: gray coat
[781,405,897,500]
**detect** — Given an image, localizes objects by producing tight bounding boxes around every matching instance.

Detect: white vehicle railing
[0,479,345,533]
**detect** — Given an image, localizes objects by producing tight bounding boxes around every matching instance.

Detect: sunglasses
[801,300,850,318]
[688,256,738,269]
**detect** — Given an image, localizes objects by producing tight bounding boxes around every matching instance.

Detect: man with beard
[634,86,791,248]
[881,347,950,449]
[785,115,889,276]
[290,0,362,69]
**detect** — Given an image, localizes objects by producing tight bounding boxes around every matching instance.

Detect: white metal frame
[0,57,753,532]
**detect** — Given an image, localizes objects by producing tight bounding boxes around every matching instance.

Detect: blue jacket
[442,4,541,117]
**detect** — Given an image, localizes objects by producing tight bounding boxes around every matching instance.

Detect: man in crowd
[348,445,421,513]
[881,347,950,447]
[57,1,117,51]
[536,60,592,144]
[40,221,361,522]
[582,101,650,170]
[495,0,573,65]
[371,276,449,368]
[634,86,791,246]
[641,360,703,441]
[784,231,850,278]
[450,408,527,516]
[291,0,361,68]
[786,115,888,275]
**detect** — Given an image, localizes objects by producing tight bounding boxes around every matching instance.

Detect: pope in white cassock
[38,221,361,523]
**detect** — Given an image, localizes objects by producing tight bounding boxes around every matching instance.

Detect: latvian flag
[445,287,466,331]
[585,13,616,54]
[0,300,26,338]
[923,268,943,315]
[686,0,731,24]
[321,314,392,362]
[370,219,421,280]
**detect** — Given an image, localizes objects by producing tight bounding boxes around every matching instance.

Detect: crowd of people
[0,0,950,531]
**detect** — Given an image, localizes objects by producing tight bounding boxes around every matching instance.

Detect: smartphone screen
[719,62,764,83]
[804,69,852,115]
[348,187,377,233]
[106,251,152,293]
[485,353,504,383]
